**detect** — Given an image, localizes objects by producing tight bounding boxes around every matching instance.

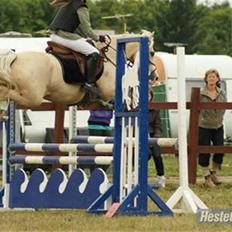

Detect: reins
[148,60,158,80]
[100,35,158,80]
[100,35,133,68]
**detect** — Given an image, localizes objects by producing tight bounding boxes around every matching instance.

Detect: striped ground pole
[9,143,114,153]
[70,136,177,147]
[9,155,113,165]
[9,139,177,154]
[70,136,114,144]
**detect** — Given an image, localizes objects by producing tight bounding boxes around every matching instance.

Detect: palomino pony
[0,31,157,116]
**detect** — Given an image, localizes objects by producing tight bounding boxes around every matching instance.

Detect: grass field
[0,154,231,232]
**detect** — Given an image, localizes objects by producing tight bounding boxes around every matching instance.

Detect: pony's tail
[0,49,16,88]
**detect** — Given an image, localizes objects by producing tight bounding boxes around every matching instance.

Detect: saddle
[46,41,104,81]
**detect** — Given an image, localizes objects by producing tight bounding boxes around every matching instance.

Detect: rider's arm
[76,7,99,42]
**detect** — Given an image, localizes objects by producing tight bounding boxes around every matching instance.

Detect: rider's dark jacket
[49,0,99,41]
[49,0,86,33]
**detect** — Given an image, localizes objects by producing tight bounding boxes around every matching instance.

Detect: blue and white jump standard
[1,102,15,208]
[88,36,173,216]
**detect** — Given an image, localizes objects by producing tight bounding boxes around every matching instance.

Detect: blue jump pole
[9,155,113,165]
[70,135,169,147]
[9,143,114,153]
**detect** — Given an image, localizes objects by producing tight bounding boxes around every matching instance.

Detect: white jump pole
[166,46,208,213]
[2,121,9,209]
[68,105,77,176]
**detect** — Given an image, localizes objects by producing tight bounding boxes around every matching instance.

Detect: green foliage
[155,0,200,53]
[0,0,54,35]
[90,0,123,33]
[0,0,232,55]
[194,4,232,56]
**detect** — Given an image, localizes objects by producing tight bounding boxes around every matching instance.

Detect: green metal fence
[152,84,171,138]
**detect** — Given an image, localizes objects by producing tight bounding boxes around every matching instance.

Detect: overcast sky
[198,0,232,6]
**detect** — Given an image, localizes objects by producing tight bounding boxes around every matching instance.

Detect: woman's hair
[204,68,221,87]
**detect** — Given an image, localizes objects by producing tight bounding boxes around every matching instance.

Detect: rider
[49,0,106,95]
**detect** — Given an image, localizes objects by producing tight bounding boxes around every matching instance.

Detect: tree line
[0,0,231,55]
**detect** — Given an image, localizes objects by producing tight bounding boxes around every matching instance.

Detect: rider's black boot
[83,52,101,96]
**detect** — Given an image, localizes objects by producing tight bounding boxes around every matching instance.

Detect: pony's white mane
[0,49,16,87]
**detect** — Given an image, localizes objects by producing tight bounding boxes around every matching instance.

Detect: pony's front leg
[0,100,9,121]
[131,85,139,109]
[0,85,10,120]
[8,89,43,107]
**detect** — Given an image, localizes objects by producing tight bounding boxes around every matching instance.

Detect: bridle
[100,35,133,68]
[100,35,158,79]
[100,35,116,66]
[148,59,158,81]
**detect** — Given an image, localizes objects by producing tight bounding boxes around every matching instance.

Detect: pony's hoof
[0,111,8,121]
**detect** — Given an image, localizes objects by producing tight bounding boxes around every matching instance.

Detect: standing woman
[198,69,226,187]
[148,90,166,187]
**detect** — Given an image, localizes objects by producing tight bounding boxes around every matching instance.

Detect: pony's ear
[140,29,148,35]
[140,29,155,38]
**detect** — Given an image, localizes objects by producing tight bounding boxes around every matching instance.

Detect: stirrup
[83,83,101,97]
[97,99,114,109]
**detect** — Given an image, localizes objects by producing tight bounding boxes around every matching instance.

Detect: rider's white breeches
[50,34,99,56]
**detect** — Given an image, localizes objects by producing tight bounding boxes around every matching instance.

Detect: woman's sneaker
[157,175,166,188]
[210,171,222,185]
[204,175,216,188]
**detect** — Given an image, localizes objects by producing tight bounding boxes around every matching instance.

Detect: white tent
[157,52,232,79]
[0,37,48,52]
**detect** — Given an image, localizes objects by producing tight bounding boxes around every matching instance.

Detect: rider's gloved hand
[99,35,106,43]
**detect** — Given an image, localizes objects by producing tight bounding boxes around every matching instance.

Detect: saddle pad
[52,53,85,84]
